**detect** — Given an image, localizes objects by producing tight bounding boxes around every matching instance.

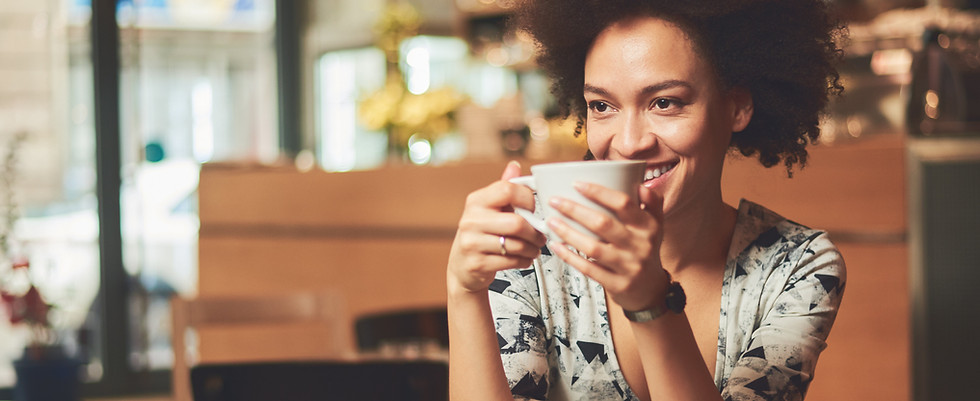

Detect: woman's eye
[589,101,611,113]
[654,98,673,110]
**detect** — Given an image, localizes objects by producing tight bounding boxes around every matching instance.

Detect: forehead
[588,16,699,66]
[584,16,717,90]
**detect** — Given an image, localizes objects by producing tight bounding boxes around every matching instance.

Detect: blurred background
[0,0,978,400]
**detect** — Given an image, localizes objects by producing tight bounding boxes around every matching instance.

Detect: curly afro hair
[512,0,845,172]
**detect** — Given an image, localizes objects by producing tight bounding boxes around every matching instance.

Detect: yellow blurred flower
[358,77,405,131]
[359,2,466,150]
[373,2,422,61]
[359,80,466,147]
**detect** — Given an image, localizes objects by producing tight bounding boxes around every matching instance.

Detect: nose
[616,112,658,159]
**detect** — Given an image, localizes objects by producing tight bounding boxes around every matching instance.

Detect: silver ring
[573,247,597,263]
[499,236,508,256]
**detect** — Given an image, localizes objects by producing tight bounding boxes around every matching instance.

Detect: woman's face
[584,16,751,217]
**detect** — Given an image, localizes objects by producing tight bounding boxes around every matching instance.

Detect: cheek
[585,125,611,156]
[661,119,728,157]
[654,125,700,155]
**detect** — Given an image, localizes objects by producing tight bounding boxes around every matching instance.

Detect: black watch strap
[623,280,686,322]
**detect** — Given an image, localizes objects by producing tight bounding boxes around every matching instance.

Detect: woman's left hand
[546,182,670,311]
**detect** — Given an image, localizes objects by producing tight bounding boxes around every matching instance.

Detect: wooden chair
[354,307,449,355]
[189,360,448,401]
[171,291,348,401]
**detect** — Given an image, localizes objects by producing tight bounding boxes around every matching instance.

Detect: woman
[446,1,846,400]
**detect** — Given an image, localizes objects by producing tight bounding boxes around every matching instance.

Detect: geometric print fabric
[489,199,845,401]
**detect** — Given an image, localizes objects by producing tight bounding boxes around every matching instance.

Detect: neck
[660,192,737,277]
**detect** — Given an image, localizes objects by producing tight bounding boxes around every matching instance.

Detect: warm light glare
[191,80,214,163]
[924,90,940,120]
[845,116,864,138]
[529,117,550,141]
[406,47,431,95]
[408,135,432,165]
[925,90,939,108]
[320,54,359,172]
[486,46,509,67]
[294,150,316,172]
[870,48,912,76]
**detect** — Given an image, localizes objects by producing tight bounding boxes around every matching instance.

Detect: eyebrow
[583,80,693,98]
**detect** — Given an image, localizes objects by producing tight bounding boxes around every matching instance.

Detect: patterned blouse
[488,200,846,401]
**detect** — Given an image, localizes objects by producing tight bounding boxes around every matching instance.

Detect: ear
[729,87,753,133]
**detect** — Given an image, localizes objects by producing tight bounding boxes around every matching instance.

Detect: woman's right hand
[447,161,547,295]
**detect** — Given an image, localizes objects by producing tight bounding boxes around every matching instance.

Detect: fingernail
[573,181,588,191]
[508,160,522,169]
[549,197,562,208]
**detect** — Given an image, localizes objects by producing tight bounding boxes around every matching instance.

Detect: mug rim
[530,160,645,173]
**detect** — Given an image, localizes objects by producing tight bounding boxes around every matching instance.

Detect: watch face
[666,282,686,313]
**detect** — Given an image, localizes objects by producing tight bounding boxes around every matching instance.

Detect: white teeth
[644,163,676,181]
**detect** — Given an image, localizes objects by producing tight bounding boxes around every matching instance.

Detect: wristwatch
[623,276,686,322]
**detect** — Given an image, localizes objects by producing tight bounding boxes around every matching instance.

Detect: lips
[643,162,677,186]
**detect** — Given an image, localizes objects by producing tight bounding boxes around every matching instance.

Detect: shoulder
[731,200,846,283]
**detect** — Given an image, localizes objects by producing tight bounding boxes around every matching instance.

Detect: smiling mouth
[643,162,677,184]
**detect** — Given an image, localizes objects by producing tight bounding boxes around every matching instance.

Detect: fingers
[460,160,542,248]
[447,245,536,293]
[546,213,621,269]
[543,182,658,283]
[547,239,619,285]
[497,234,543,259]
[500,160,523,181]
[459,213,546,252]
[456,230,541,261]
[574,181,648,223]
[448,228,540,293]
[547,193,633,245]
[540,179,668,311]
[638,185,663,219]
[460,198,545,245]
[447,161,544,293]
[547,230,665,312]
[465,177,535,213]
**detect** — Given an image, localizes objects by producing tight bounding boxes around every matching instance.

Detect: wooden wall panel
[199,161,510,230]
[197,236,453,352]
[722,135,906,237]
[198,236,450,310]
[200,134,906,236]
[196,323,340,363]
[805,242,910,401]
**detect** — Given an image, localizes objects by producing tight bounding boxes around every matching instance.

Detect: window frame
[0,0,297,397]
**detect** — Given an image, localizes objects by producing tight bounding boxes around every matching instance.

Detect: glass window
[317,47,388,172]
[116,0,278,371]
[1,0,280,391]
[0,0,99,387]
[315,35,519,171]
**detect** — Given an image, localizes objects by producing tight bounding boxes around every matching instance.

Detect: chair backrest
[190,360,448,401]
[354,307,448,353]
[171,292,347,401]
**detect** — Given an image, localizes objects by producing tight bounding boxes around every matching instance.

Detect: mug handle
[509,176,549,234]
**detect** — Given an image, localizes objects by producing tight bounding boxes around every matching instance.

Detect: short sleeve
[721,233,846,401]
[488,266,552,400]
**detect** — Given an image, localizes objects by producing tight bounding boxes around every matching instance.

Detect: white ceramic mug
[509,160,646,240]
